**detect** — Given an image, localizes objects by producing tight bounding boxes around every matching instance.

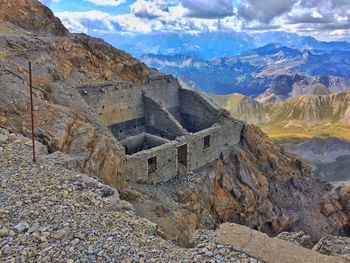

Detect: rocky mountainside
[0,0,69,36]
[0,0,153,189]
[0,130,267,262]
[1,1,350,260]
[284,138,350,183]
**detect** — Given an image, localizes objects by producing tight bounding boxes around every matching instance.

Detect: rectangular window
[204,135,210,149]
[148,156,157,174]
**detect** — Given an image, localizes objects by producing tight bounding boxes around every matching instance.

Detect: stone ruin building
[78,75,244,184]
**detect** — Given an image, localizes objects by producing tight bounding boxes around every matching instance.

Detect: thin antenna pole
[28,61,36,162]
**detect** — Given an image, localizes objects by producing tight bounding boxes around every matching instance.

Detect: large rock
[216,223,346,263]
[276,231,313,249]
[313,235,350,261]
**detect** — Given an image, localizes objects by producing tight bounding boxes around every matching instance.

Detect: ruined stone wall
[186,120,244,171]
[77,78,182,140]
[125,140,179,184]
[179,89,220,132]
[77,82,145,139]
[123,119,244,184]
[143,76,182,119]
[77,82,143,125]
[143,94,187,140]
[77,79,244,185]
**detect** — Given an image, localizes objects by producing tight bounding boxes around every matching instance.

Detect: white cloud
[56,10,120,33]
[84,0,127,6]
[130,0,170,19]
[181,0,233,19]
[54,0,350,40]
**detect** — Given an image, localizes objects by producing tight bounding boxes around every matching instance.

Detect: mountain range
[141,43,350,95]
[99,31,350,60]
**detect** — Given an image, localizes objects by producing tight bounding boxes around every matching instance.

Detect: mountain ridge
[141,44,350,95]
[97,30,350,61]
[210,91,350,140]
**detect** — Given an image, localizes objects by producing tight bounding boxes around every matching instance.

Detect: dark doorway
[177,144,188,174]
[203,135,210,149]
[148,156,157,174]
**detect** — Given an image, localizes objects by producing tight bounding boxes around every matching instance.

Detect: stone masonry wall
[179,89,221,132]
[143,94,187,140]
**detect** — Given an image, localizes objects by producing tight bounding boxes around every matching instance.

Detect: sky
[40,0,350,41]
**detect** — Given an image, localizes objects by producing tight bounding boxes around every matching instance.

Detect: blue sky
[47,0,134,15]
[41,0,350,41]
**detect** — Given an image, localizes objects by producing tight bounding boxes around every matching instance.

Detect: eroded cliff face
[1,0,350,249]
[212,125,350,240]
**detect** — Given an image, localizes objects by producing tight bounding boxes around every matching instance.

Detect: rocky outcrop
[276,232,313,249]
[313,235,350,261]
[215,223,346,263]
[0,0,69,36]
[211,125,350,241]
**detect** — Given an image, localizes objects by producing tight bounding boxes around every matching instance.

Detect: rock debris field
[0,128,261,262]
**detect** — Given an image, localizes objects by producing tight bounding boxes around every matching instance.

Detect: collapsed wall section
[143,94,187,140]
[142,75,182,119]
[120,133,170,155]
[179,89,221,133]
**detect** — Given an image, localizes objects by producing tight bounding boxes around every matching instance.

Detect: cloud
[131,0,170,19]
[56,10,123,33]
[243,24,281,31]
[181,0,233,19]
[56,8,241,34]
[53,0,350,41]
[237,0,297,24]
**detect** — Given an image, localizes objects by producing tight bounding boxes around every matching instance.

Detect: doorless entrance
[177,144,188,174]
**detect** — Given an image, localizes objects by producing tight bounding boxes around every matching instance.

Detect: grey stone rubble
[313,235,350,261]
[275,231,313,249]
[0,128,261,262]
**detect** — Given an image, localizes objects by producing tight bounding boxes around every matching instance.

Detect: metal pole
[29,61,36,162]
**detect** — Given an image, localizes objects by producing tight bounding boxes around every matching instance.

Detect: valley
[209,92,350,182]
